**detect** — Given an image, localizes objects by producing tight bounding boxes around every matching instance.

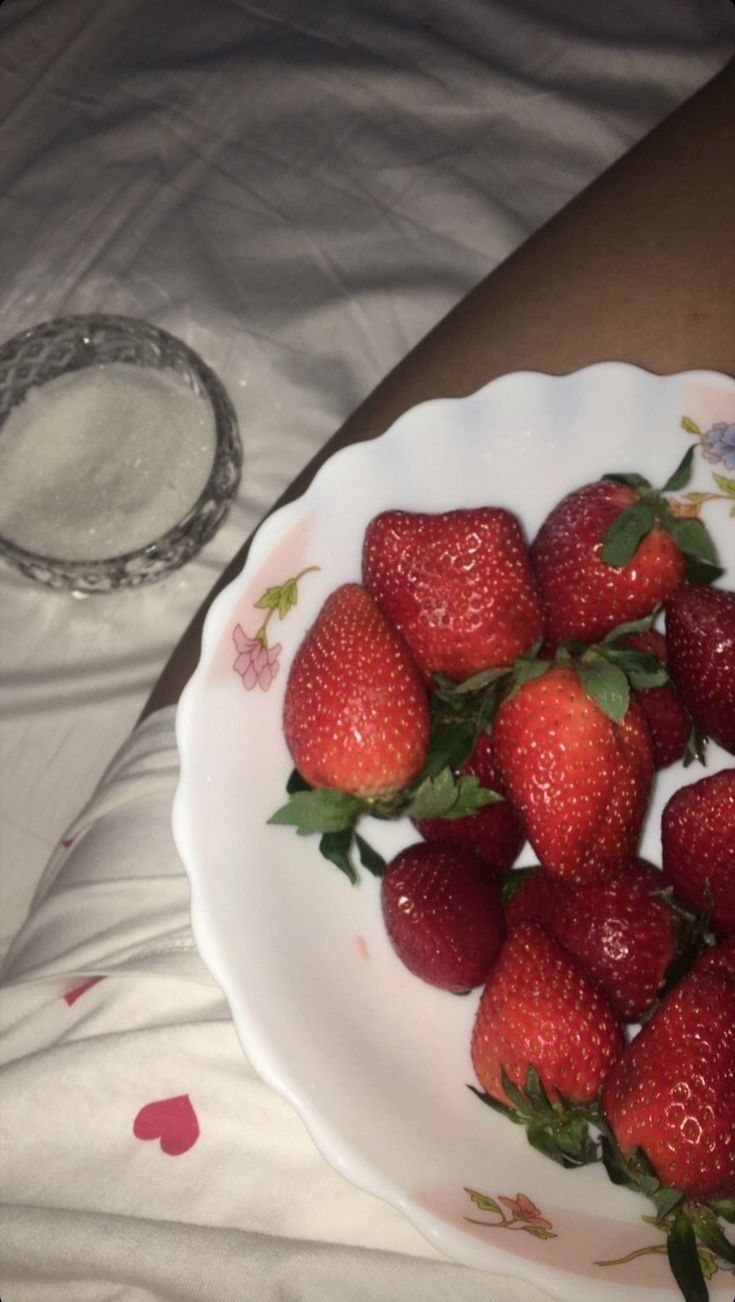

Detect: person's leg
[143,56,735,718]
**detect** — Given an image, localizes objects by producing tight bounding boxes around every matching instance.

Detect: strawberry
[697,934,735,976]
[362,507,542,683]
[530,448,722,649]
[505,858,676,1021]
[632,684,691,770]
[661,769,735,936]
[624,629,669,661]
[620,628,690,769]
[413,732,524,874]
[381,841,505,992]
[491,665,654,884]
[531,479,685,646]
[282,583,429,797]
[665,586,735,755]
[471,921,623,1107]
[602,941,735,1202]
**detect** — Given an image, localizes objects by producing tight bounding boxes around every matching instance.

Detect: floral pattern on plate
[233,566,318,692]
[464,1188,557,1241]
[672,416,735,518]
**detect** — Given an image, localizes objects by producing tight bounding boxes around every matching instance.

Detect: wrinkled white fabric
[1,0,734,956]
[0,708,554,1302]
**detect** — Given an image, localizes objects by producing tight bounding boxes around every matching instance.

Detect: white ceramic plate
[174,364,735,1302]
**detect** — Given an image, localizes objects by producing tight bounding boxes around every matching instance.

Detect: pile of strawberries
[271,450,735,1301]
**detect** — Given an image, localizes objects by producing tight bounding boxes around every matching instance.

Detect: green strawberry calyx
[601,448,723,585]
[435,612,669,729]
[469,1066,603,1169]
[600,1136,735,1302]
[268,717,504,884]
[683,721,708,768]
[640,885,718,1018]
[557,611,671,722]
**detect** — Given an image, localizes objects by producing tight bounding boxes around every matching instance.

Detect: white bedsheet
[0,707,559,1302]
[1,0,734,966]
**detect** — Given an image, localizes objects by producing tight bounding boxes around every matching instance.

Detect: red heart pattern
[133,1094,200,1156]
[64,977,103,1006]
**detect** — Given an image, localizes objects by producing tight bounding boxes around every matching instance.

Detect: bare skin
[142,58,735,720]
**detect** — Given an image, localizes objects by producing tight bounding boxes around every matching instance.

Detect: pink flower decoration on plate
[233,625,282,692]
[232,566,318,694]
[464,1187,557,1240]
[499,1193,553,1229]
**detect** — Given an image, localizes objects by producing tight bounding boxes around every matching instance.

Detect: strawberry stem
[270,755,502,883]
[552,613,669,722]
[599,453,723,582]
[469,1068,603,1169]
[599,1136,734,1302]
[668,1208,709,1302]
[641,884,718,1014]
[683,723,708,767]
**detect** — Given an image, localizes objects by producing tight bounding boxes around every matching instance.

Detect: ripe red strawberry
[471,922,623,1106]
[697,934,735,976]
[491,666,654,884]
[621,628,690,769]
[602,941,735,1201]
[381,841,505,992]
[413,732,525,873]
[531,479,685,646]
[665,586,735,755]
[505,859,676,1021]
[283,583,429,797]
[624,629,669,661]
[633,685,691,770]
[362,507,542,683]
[661,769,735,936]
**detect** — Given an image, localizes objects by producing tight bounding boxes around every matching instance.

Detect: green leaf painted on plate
[254,585,284,610]
[712,472,735,497]
[466,1190,502,1215]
